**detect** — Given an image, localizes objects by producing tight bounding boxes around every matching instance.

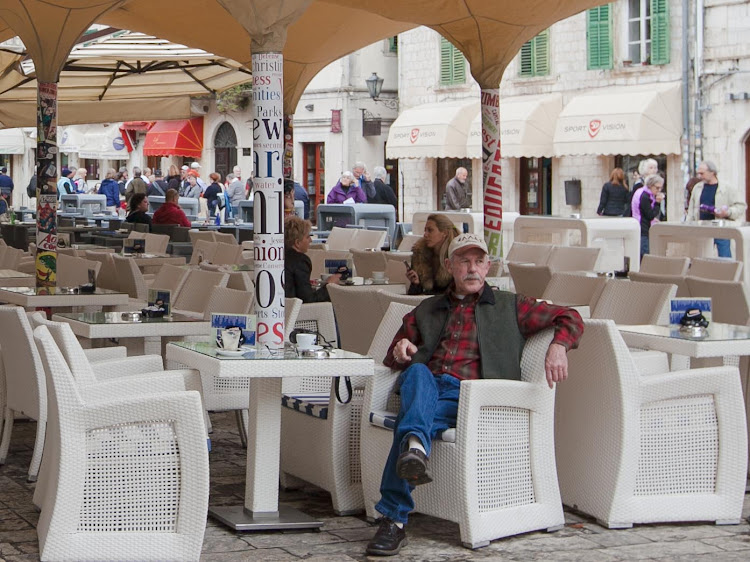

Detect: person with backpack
[147,169,169,197]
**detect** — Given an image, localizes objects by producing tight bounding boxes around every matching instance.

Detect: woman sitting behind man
[407,213,459,295]
[284,216,341,303]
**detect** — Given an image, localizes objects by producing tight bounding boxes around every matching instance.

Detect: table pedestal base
[209,505,323,531]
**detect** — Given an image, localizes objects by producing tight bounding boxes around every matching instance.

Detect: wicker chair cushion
[281,392,329,420]
[368,409,456,442]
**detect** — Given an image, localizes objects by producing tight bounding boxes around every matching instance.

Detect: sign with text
[252,51,285,349]
[481,88,502,259]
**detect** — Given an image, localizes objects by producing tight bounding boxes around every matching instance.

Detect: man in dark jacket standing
[365,233,584,556]
[369,166,397,208]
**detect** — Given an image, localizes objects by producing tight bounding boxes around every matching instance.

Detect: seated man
[152,188,192,228]
[366,233,584,556]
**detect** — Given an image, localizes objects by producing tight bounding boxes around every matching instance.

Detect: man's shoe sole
[397,456,433,485]
[366,537,409,556]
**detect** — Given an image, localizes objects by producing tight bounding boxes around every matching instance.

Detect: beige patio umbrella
[0,30,251,127]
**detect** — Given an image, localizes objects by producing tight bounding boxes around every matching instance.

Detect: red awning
[143,117,204,158]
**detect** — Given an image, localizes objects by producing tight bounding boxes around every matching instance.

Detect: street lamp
[365,72,384,100]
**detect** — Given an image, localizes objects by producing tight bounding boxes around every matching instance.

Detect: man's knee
[398,363,435,389]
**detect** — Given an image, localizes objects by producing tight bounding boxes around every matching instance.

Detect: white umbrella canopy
[1,1,605,110]
[0,30,251,127]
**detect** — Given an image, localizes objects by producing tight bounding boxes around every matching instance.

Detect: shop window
[388,36,398,54]
[587,4,613,70]
[439,37,466,86]
[519,29,550,77]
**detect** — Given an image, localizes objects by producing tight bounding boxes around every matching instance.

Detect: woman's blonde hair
[284,215,311,248]
[426,213,460,262]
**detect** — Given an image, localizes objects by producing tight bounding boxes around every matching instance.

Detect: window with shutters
[388,36,398,54]
[518,29,550,77]
[439,37,466,85]
[587,5,613,70]
[627,0,669,65]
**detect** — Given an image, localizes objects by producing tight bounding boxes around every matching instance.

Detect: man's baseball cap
[190,162,201,169]
[448,233,488,259]
[61,167,72,177]
[181,165,189,171]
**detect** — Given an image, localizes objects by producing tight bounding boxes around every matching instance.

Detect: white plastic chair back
[325,227,358,251]
[689,257,743,281]
[112,254,148,300]
[202,287,254,321]
[592,280,676,325]
[56,253,101,287]
[546,246,601,272]
[173,269,230,314]
[640,255,690,275]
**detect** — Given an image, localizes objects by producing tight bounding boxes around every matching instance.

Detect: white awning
[553,82,682,156]
[60,124,130,159]
[386,99,478,159]
[467,93,562,158]
[0,128,30,154]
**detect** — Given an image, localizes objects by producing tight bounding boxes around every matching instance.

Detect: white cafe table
[53,311,210,356]
[0,286,129,309]
[0,269,34,287]
[166,341,374,531]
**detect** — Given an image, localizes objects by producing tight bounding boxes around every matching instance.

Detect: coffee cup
[296,333,317,350]
[372,271,386,280]
[217,327,244,351]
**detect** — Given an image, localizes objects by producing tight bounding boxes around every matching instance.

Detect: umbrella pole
[35,82,59,289]
[481,88,503,260]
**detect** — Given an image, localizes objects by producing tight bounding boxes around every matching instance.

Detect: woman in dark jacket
[125,192,152,227]
[284,216,340,303]
[204,172,223,217]
[597,168,629,216]
[165,164,181,191]
[637,174,665,257]
[407,213,459,295]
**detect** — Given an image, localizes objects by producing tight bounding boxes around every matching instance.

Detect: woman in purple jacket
[326,171,367,204]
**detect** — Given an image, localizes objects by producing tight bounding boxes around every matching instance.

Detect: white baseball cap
[190,162,201,169]
[448,233,488,259]
[181,165,189,171]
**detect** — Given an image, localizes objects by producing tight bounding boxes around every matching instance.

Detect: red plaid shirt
[384,289,583,380]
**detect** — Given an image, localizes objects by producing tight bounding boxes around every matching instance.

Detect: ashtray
[679,325,708,338]
[343,279,356,285]
[58,287,78,294]
[141,308,166,318]
[300,348,329,358]
[121,311,141,322]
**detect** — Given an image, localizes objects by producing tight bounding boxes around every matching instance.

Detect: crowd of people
[326,161,398,208]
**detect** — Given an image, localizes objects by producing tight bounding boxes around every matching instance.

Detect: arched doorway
[214,122,238,181]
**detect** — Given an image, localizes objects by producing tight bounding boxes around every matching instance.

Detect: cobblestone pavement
[1,413,748,561]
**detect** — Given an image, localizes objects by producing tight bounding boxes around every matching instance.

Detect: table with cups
[165,339,373,531]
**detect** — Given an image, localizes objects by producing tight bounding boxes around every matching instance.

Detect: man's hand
[392,338,417,364]
[544,343,568,389]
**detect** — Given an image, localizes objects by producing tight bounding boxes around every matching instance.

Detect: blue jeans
[715,238,731,258]
[640,235,650,258]
[374,364,460,524]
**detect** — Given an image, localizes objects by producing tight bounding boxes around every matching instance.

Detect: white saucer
[216,348,247,357]
[370,278,389,285]
[297,344,324,352]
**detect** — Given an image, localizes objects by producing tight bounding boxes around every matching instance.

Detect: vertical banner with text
[252,52,285,349]
[481,88,503,259]
[36,82,59,288]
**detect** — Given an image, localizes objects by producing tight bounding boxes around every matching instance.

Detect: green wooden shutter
[650,0,670,65]
[587,4,613,70]
[388,36,398,53]
[533,30,550,75]
[519,30,550,77]
[440,37,466,85]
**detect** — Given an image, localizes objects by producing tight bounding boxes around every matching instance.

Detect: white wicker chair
[328,284,383,354]
[505,242,554,265]
[352,229,387,250]
[545,246,601,272]
[33,325,209,562]
[172,269,230,315]
[56,253,101,287]
[325,227,359,251]
[591,280,677,325]
[688,257,743,281]
[640,254,691,275]
[0,306,48,481]
[507,262,553,298]
[211,242,242,265]
[557,319,747,528]
[280,302,411,515]
[147,263,189,296]
[360,310,564,548]
[189,239,218,265]
[628,271,690,297]
[84,251,120,290]
[112,254,149,303]
[541,272,607,308]
[351,249,388,279]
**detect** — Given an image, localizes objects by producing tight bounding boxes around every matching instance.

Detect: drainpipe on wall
[695,0,705,164]
[681,0,691,185]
